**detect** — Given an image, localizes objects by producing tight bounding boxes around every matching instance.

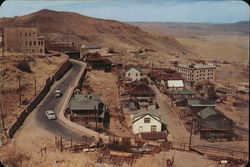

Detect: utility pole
[1,27,4,58]
[189,118,193,150]
[34,76,37,96]
[17,75,22,105]
[0,103,4,130]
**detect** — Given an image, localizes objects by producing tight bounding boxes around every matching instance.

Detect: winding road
[36,60,87,142]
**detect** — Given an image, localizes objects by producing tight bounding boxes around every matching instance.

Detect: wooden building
[195,107,235,141]
[129,84,156,109]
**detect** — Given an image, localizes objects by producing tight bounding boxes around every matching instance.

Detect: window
[34,41,36,46]
[41,41,43,45]
[32,49,34,52]
[38,41,40,45]
[29,32,31,36]
[19,32,22,37]
[25,32,27,37]
[25,41,28,46]
[30,41,32,46]
[33,32,35,35]
[136,73,138,77]
[128,73,130,76]
[144,118,150,123]
[151,125,157,132]
[40,49,43,53]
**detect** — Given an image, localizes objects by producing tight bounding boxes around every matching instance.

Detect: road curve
[36,60,87,142]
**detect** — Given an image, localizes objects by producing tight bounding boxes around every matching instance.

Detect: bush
[16,60,32,73]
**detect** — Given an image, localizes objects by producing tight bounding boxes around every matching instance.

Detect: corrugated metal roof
[132,109,160,119]
[197,107,217,119]
[167,80,184,88]
[82,44,102,49]
[167,89,195,95]
[68,94,100,111]
[187,99,215,107]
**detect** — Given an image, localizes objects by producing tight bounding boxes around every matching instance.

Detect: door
[139,126,143,133]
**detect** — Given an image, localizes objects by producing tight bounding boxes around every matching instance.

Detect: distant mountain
[128,21,249,37]
[0,9,188,54]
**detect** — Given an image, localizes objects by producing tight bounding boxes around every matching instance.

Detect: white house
[166,80,184,90]
[131,109,163,134]
[125,67,141,82]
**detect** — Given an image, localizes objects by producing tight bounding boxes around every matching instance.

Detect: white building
[125,67,141,82]
[131,109,164,134]
[166,80,184,90]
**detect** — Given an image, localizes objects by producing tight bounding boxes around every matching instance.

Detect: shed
[166,80,184,89]
[216,87,233,95]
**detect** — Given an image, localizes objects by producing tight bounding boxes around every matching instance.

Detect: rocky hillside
[0,9,188,54]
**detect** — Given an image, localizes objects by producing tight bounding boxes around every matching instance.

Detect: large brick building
[3,27,45,53]
[176,63,216,83]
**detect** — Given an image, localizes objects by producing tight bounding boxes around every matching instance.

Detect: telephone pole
[17,76,22,105]
[1,27,4,58]
[0,103,4,130]
[189,118,194,150]
[34,76,37,96]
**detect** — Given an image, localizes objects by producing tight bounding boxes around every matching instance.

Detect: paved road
[36,60,87,142]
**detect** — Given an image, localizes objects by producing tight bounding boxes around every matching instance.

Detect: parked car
[45,110,57,120]
[55,89,63,97]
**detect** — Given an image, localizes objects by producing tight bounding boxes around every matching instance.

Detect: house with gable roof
[125,66,142,82]
[131,109,166,134]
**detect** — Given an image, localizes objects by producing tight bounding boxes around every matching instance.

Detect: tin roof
[68,94,100,111]
[187,99,215,107]
[167,89,195,95]
[82,44,102,49]
[167,80,184,88]
[197,107,217,119]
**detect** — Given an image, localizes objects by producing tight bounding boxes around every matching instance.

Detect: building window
[151,125,157,132]
[25,32,27,37]
[30,41,32,46]
[128,73,130,76]
[29,32,31,36]
[34,41,36,46]
[32,49,34,52]
[33,32,35,35]
[41,41,43,45]
[19,33,22,37]
[38,41,40,45]
[136,73,138,77]
[25,41,28,46]
[144,118,150,123]
[40,49,43,53]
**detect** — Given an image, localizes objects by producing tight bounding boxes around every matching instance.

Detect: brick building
[176,63,216,83]
[3,27,45,53]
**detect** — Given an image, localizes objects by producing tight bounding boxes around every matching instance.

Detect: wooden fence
[171,141,248,162]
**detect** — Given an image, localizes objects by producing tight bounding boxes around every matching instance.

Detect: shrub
[16,59,32,73]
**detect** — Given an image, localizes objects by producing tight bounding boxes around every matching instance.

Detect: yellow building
[176,63,216,83]
[4,27,45,53]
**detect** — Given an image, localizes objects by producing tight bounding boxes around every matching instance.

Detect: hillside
[0,9,188,55]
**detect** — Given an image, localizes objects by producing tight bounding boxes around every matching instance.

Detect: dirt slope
[0,9,188,54]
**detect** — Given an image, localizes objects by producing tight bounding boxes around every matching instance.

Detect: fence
[55,135,95,152]
[171,141,248,162]
[8,59,71,138]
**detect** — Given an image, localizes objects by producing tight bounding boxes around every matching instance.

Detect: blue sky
[0,0,249,23]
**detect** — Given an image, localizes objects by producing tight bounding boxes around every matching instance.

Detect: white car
[45,110,57,120]
[55,89,63,97]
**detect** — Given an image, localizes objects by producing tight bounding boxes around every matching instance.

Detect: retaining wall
[8,59,71,138]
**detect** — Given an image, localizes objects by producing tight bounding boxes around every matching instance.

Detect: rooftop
[167,80,184,88]
[178,63,216,69]
[167,89,195,95]
[197,107,218,119]
[216,87,233,93]
[129,84,155,96]
[68,94,100,111]
[187,98,215,107]
[81,44,101,49]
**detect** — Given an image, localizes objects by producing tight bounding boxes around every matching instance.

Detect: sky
[0,0,249,23]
